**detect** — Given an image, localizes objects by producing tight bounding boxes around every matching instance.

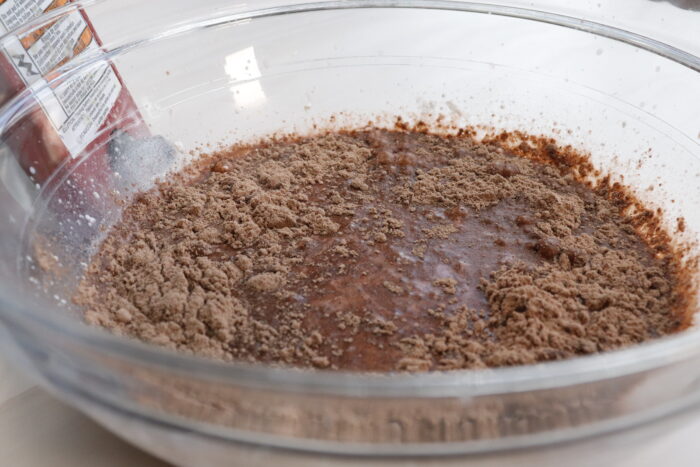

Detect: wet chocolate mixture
[75,128,690,371]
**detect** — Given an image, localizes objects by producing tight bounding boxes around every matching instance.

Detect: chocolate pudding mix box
[0,0,147,189]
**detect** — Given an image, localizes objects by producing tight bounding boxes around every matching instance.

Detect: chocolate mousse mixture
[74,128,689,371]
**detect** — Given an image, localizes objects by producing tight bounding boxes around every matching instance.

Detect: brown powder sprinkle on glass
[74,128,691,372]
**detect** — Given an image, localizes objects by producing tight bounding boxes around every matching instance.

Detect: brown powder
[74,128,690,372]
[433,277,458,295]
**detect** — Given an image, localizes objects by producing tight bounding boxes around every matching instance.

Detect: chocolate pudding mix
[75,128,690,372]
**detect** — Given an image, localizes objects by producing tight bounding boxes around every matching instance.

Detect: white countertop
[0,358,165,466]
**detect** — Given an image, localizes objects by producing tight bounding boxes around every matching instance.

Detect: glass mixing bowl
[0,1,699,465]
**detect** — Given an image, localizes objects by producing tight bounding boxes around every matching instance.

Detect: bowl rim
[0,0,699,399]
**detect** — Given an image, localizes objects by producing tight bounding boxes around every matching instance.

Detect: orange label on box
[0,0,120,158]
[0,0,147,191]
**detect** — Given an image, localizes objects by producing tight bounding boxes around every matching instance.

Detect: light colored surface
[0,360,166,466]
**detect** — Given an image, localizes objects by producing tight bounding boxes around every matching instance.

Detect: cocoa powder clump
[74,128,690,371]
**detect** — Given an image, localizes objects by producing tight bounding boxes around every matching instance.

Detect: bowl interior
[5,6,698,324]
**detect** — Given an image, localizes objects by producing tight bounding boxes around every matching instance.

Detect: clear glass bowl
[0,1,699,465]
